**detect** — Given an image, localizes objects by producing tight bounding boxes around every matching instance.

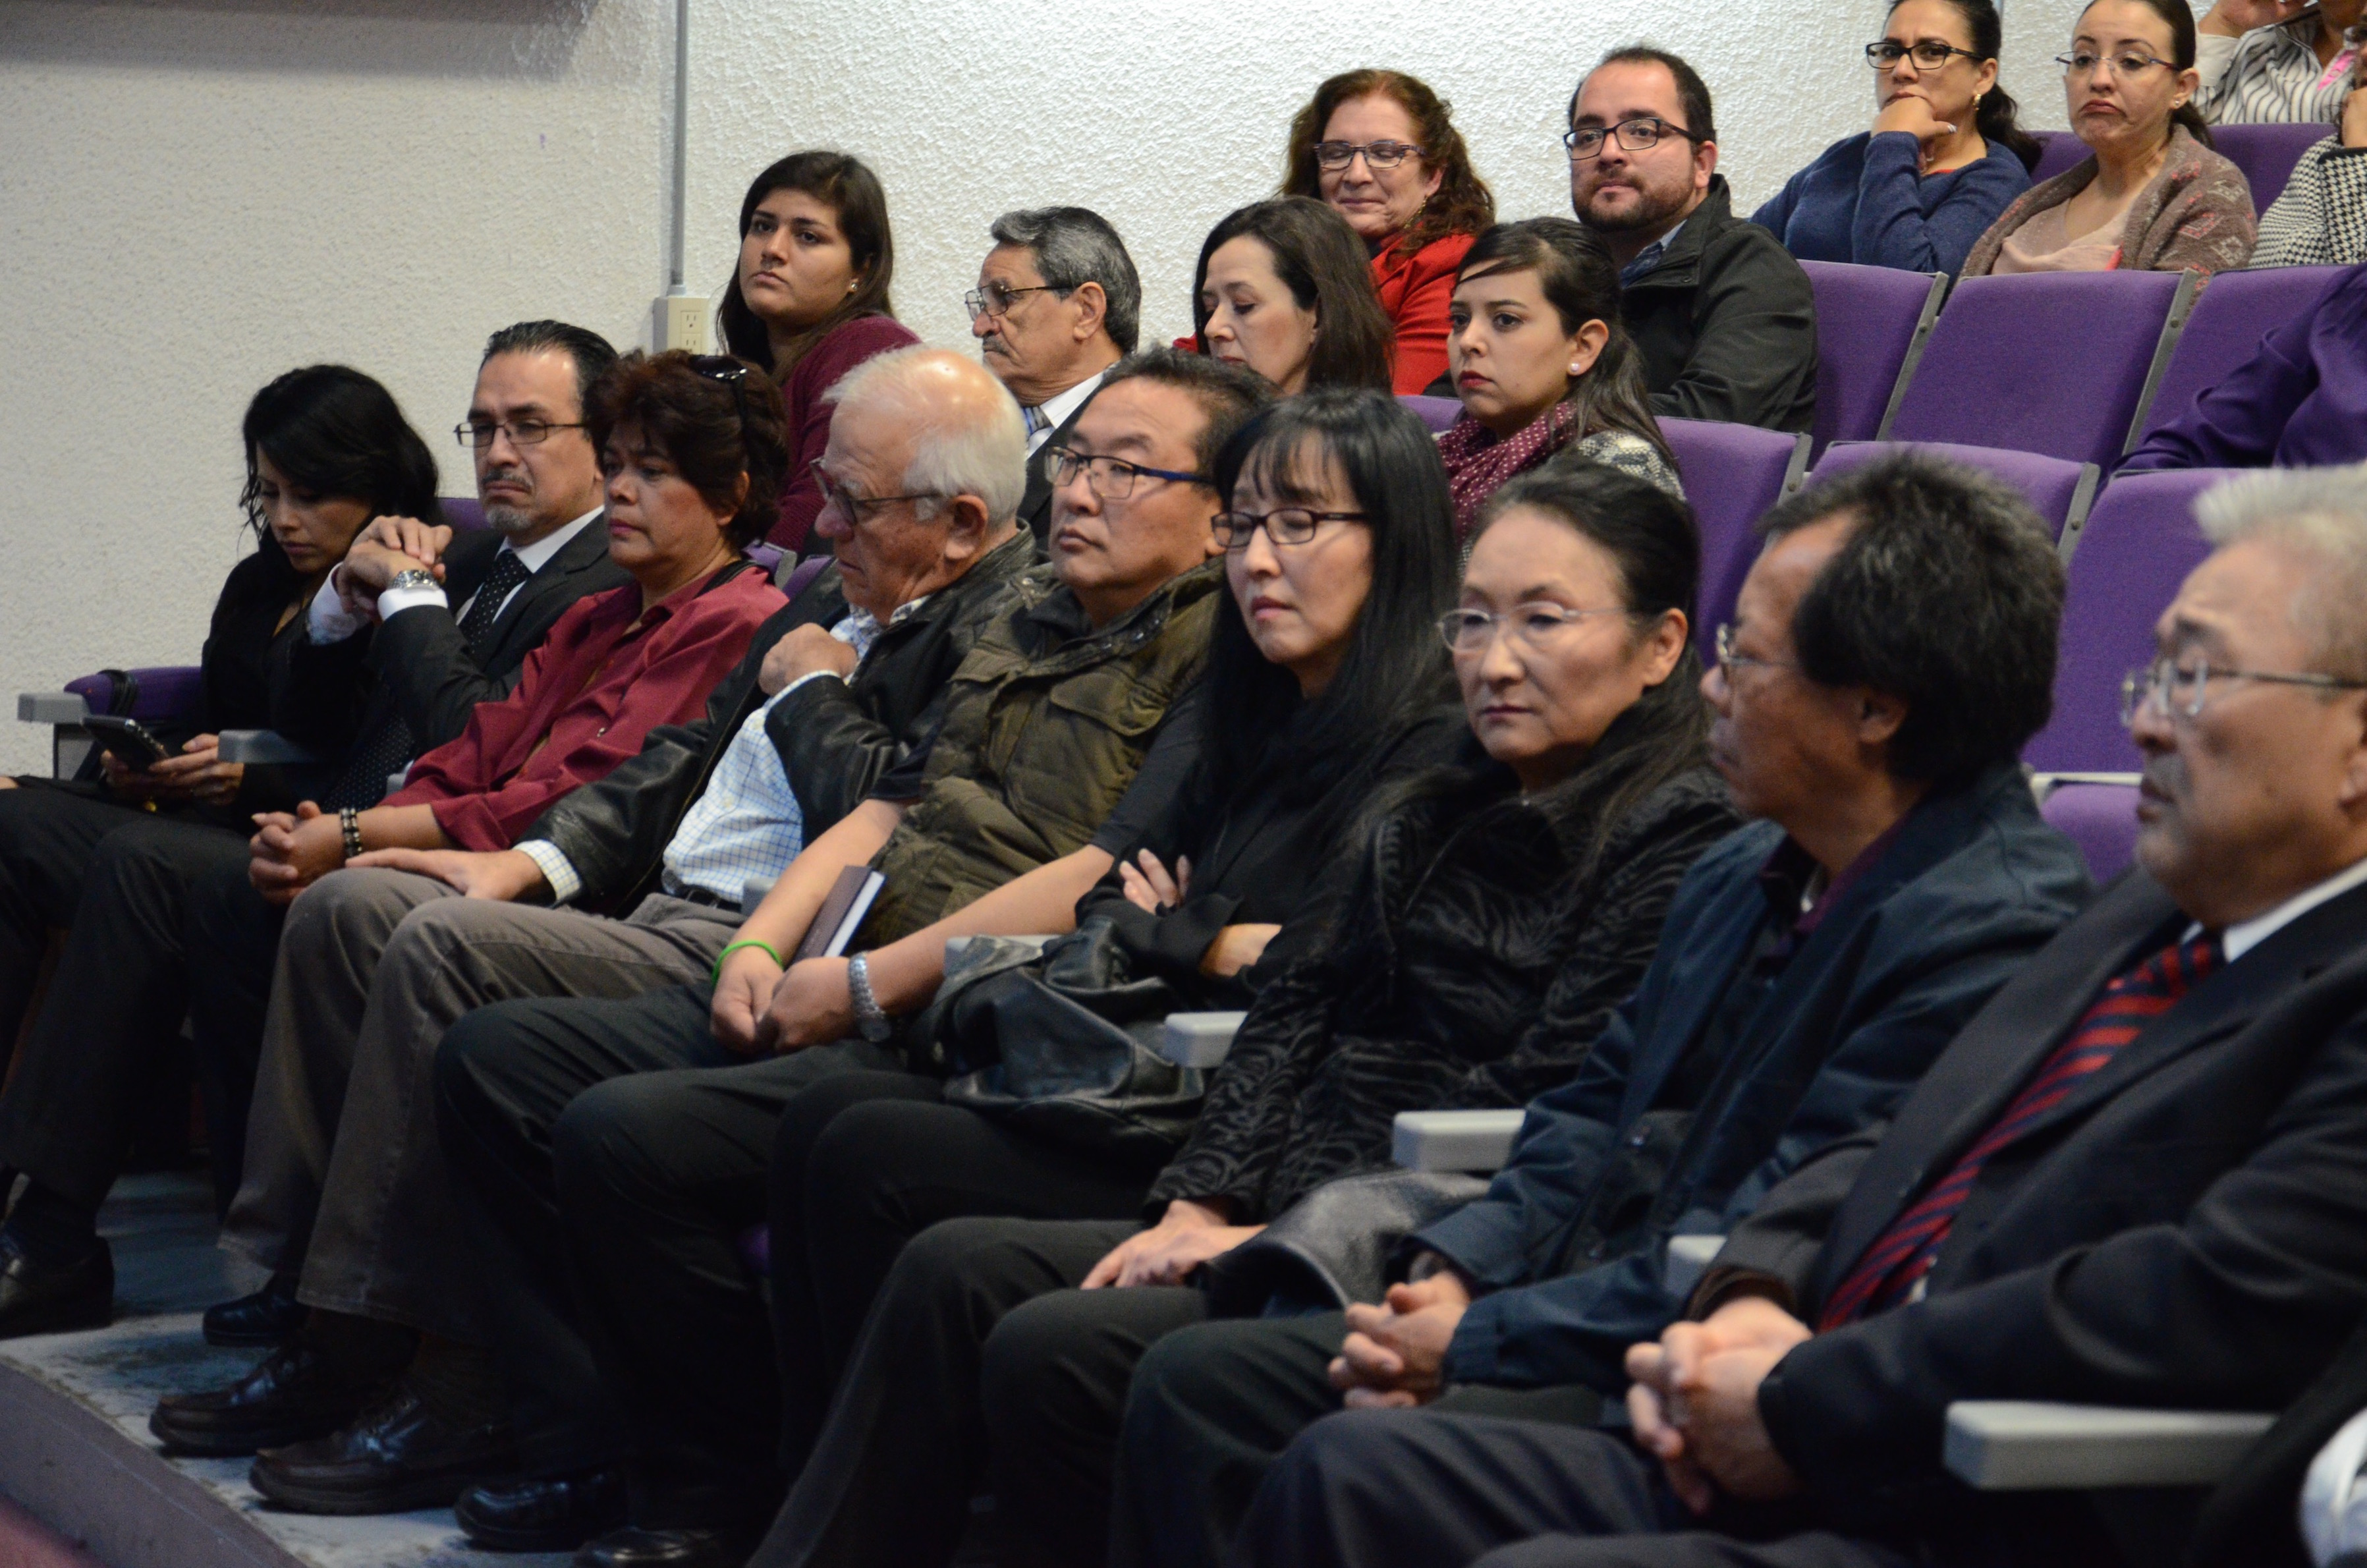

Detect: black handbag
[1196,1168,1490,1316]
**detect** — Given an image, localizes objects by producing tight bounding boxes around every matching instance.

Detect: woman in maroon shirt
[715,151,920,552]
[1281,70,1496,395]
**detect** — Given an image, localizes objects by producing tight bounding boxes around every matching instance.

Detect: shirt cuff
[771,669,848,707]
[515,839,583,906]
[2194,30,2237,90]
[378,583,451,620]
[307,573,369,644]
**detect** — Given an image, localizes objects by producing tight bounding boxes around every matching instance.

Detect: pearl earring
[1568,364,1585,375]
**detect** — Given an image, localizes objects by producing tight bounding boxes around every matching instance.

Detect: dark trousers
[1237,1409,1914,1568]
[0,802,249,1208]
[183,853,285,1214]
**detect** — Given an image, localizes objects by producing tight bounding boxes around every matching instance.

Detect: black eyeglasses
[810,462,943,532]
[454,420,586,450]
[690,354,753,435]
[1044,445,1209,500]
[1312,139,1421,171]
[1210,508,1367,551]
[1865,39,1988,71]
[965,282,1062,321]
[1563,116,1705,161]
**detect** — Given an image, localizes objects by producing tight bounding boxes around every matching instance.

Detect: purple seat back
[746,541,787,577]
[2028,130,2090,185]
[2041,782,2143,884]
[1399,394,1462,434]
[2022,468,2231,773]
[63,665,207,725]
[1887,271,2190,469]
[439,495,489,532]
[1810,441,2098,541]
[1659,418,1811,654]
[1800,262,1947,459]
[2130,264,2349,450]
[2212,123,2334,212]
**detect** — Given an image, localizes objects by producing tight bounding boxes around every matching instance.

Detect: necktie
[1022,404,1050,439]
[1818,932,2222,1329]
[324,549,533,808]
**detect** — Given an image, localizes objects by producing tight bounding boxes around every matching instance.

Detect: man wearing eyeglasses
[966,206,1139,546]
[1565,47,1816,434]
[1231,465,2367,1568]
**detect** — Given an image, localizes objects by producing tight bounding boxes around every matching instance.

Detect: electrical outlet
[654,294,711,352]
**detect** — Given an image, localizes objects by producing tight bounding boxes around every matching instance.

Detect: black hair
[240,365,440,544]
[2080,0,2214,148]
[587,350,791,549]
[1758,451,2065,783]
[1198,389,1459,824]
[1889,0,2044,172]
[1191,198,1395,393]
[1094,347,1276,481]
[716,150,898,376]
[1574,46,1717,145]
[482,320,621,418]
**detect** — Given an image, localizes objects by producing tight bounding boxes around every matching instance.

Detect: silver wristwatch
[846,953,894,1042]
[385,567,441,596]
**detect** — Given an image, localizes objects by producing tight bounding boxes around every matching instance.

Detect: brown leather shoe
[249,1386,518,1515]
[149,1324,408,1457]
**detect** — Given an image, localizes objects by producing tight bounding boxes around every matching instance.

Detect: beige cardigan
[1961,125,2258,277]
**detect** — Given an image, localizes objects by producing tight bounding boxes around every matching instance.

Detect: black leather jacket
[524,532,1036,911]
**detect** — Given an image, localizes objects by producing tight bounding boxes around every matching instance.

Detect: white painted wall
[1,0,2098,773]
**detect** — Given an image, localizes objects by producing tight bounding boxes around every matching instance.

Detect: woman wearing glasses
[1191,197,1397,395]
[1437,218,1683,547]
[716,151,919,551]
[1752,0,2038,275]
[731,457,1735,1568]
[1963,0,2257,275]
[1281,70,1497,394]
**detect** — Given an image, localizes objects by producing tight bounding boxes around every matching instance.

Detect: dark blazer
[1624,177,1819,434]
[1414,762,2091,1392]
[1702,870,2367,1562]
[1018,386,1100,548]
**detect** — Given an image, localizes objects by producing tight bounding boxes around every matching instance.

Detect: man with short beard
[1567,47,1818,434]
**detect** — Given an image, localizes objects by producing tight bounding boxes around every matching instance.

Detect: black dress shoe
[248,1386,518,1515]
[149,1337,403,1457]
[457,1466,628,1552]
[204,1272,306,1347]
[0,1233,111,1341]
[573,1525,758,1568]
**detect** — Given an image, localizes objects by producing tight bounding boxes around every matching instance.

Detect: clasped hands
[1625,1295,1812,1514]
[333,515,455,619]
[711,947,855,1055]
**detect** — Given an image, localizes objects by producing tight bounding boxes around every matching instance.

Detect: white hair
[824,345,1028,526]
[2196,464,2367,678]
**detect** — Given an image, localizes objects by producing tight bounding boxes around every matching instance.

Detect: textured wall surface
[1,0,2098,773]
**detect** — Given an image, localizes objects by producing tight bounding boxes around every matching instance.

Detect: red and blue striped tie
[1818,932,2222,1330]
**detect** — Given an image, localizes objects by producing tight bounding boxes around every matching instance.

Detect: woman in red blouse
[1282,70,1497,395]
[715,152,920,552]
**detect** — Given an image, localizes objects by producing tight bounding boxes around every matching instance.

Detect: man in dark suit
[1235,464,2367,1568]
[968,206,1137,544]
[0,321,625,1340]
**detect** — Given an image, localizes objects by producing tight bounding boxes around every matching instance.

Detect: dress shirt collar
[1024,369,1108,455]
[501,506,601,574]
[1619,216,1688,287]
[2201,852,2367,964]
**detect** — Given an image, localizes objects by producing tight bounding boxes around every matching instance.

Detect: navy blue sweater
[1752,130,2030,276]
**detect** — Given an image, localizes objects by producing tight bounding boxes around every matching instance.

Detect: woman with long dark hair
[715,150,918,551]
[1753,0,2038,275]
[1192,197,1396,395]
[1438,219,1681,544]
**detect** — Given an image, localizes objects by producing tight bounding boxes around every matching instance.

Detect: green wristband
[711,939,785,985]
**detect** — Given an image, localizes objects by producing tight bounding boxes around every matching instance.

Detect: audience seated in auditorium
[1752,0,2037,276]
[1439,217,1683,546]
[711,462,1740,1568]
[1565,47,1818,432]
[0,365,438,1336]
[967,205,1138,544]
[0,324,629,1343]
[2252,63,2367,264]
[1111,453,2092,1568]
[1283,69,1496,395]
[2195,0,2365,125]
[1964,0,2258,276]
[1234,463,2367,1568]
[716,152,919,552]
[142,349,789,1472]
[439,387,1466,1559]
[1192,198,1397,394]
[2123,259,2367,470]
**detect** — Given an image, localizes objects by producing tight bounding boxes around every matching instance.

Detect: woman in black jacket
[740,462,1740,1568]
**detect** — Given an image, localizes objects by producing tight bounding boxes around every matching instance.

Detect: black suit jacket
[1703,870,2367,1562]
[1018,383,1101,548]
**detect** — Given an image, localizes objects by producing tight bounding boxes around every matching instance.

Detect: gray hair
[989,206,1142,354]
[825,345,1028,526]
[2196,464,2367,679]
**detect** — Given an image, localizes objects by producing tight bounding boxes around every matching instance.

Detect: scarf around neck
[1437,403,1577,542]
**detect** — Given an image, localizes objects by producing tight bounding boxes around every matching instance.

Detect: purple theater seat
[739,1223,771,1277]
[439,495,488,532]
[2128,264,2349,452]
[1658,418,1812,653]
[2028,130,2090,185]
[1810,440,2098,543]
[63,665,207,726]
[1399,394,1462,434]
[1800,261,1947,459]
[1886,270,2195,470]
[2021,467,2233,774]
[2212,123,2335,212]
[2041,781,2143,884]
[746,541,787,577]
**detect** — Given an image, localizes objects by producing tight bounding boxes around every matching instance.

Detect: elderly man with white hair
[149,347,1040,1520]
[1238,464,2367,1568]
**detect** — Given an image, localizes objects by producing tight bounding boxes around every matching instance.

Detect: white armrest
[1393,1109,1526,1173]
[1158,1011,1247,1069]
[742,876,777,914]
[1663,1235,1725,1299]
[1943,1401,2275,1490]
[216,730,321,766]
[18,692,89,725]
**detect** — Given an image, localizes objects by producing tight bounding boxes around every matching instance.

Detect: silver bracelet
[846,953,894,1042]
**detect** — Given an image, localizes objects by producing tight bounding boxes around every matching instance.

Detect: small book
[791,865,886,963]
